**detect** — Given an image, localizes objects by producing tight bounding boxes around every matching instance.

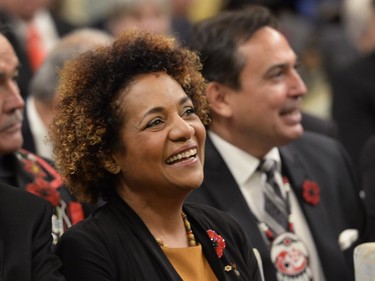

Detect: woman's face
[113,72,206,197]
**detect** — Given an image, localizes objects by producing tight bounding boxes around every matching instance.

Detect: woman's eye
[146,118,164,128]
[184,107,196,116]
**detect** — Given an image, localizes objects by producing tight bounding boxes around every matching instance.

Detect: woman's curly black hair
[50,30,210,203]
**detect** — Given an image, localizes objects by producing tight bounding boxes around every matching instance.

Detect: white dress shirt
[26,97,53,160]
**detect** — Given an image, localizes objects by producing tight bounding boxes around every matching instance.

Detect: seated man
[187,6,366,281]
[0,27,84,244]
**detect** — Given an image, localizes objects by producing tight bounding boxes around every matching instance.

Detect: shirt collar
[208,131,281,184]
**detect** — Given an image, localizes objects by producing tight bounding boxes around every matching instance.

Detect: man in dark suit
[0,0,76,98]
[0,182,65,281]
[0,28,85,245]
[187,6,366,281]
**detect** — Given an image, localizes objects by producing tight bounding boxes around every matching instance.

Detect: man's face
[225,27,307,157]
[0,34,24,155]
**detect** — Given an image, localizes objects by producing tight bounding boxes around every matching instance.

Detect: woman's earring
[109,164,121,174]
[103,160,121,174]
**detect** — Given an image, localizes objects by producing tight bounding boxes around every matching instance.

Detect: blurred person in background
[96,0,172,38]
[22,27,112,160]
[331,0,375,171]
[0,0,76,98]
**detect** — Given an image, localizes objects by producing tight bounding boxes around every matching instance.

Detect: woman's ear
[100,154,121,174]
[205,82,233,118]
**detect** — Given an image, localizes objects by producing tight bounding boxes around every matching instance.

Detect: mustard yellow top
[162,244,218,281]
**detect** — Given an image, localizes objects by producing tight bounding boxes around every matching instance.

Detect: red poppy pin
[302,180,320,206]
[207,229,226,258]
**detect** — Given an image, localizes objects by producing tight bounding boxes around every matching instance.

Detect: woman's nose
[169,115,194,142]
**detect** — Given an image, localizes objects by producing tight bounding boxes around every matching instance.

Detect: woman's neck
[117,187,190,247]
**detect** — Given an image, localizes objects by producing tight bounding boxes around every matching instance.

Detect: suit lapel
[280,142,347,280]
[202,137,269,256]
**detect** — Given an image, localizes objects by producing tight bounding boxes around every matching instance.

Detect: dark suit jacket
[187,131,366,281]
[360,135,375,241]
[0,182,64,281]
[56,193,261,281]
[0,10,75,98]
[301,112,338,139]
[332,51,375,169]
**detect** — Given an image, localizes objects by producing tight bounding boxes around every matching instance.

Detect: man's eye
[271,70,283,78]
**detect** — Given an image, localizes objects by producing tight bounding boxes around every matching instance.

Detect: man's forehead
[0,34,19,72]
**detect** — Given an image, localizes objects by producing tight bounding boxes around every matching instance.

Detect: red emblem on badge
[270,232,312,280]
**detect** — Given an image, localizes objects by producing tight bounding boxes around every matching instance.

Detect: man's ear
[205,81,233,118]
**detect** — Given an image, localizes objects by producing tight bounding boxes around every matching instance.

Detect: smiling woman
[50,30,261,281]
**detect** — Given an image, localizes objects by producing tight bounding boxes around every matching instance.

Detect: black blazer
[0,182,64,281]
[55,193,261,281]
[187,131,366,281]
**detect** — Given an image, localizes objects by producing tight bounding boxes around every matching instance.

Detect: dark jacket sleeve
[31,198,66,281]
[55,219,116,281]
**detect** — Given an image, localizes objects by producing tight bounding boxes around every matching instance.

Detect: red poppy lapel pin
[207,229,226,258]
[302,180,320,206]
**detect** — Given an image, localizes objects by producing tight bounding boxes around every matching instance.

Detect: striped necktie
[257,158,289,235]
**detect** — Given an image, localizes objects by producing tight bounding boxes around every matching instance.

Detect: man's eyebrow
[0,64,21,79]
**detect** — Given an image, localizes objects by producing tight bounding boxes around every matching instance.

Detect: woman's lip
[167,144,198,159]
[166,147,198,164]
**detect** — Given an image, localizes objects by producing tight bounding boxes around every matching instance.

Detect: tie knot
[257,158,277,177]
